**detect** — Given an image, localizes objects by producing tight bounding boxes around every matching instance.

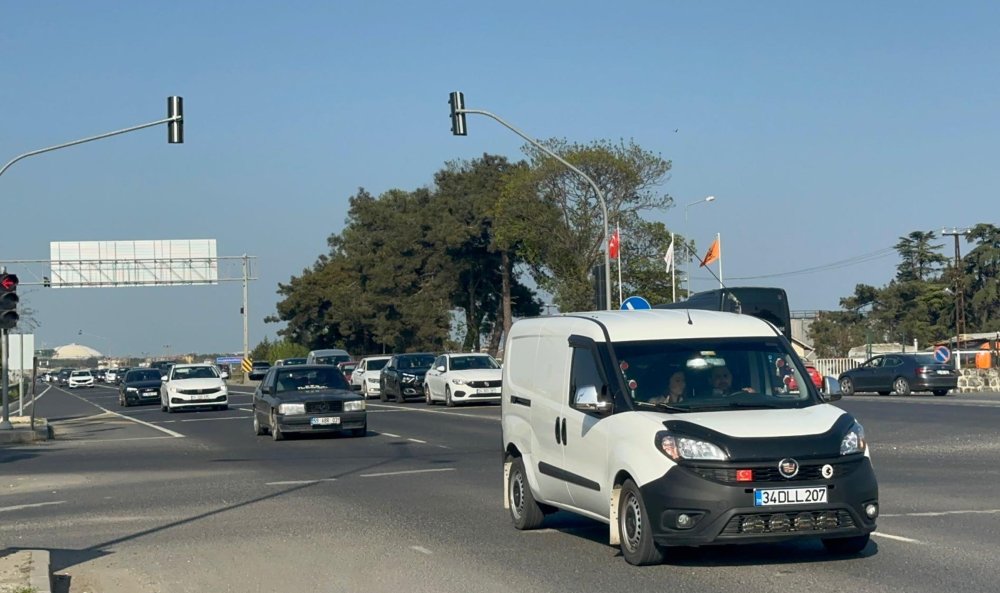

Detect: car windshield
[449,355,500,371]
[612,338,819,412]
[282,358,307,366]
[275,368,349,394]
[127,370,161,382]
[314,355,350,365]
[398,355,436,370]
[172,366,220,380]
[367,358,389,371]
[71,371,90,377]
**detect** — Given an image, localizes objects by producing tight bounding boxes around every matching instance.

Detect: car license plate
[311,417,340,426]
[754,487,827,506]
[477,388,501,394]
[936,370,950,375]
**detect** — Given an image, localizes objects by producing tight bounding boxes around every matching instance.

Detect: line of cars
[349,352,503,406]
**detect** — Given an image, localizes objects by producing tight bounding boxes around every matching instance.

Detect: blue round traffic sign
[934,345,951,363]
[621,296,651,311]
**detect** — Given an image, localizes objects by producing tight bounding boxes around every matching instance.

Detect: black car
[252,364,366,441]
[249,360,271,381]
[839,353,957,396]
[380,353,436,403]
[119,368,165,407]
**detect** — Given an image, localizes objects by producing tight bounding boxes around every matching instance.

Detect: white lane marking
[411,546,433,555]
[174,416,249,423]
[367,402,500,421]
[238,407,253,412]
[18,385,52,410]
[361,468,456,478]
[0,501,67,513]
[871,532,922,544]
[408,438,427,444]
[59,388,184,438]
[382,432,400,438]
[265,479,338,486]
[882,509,1000,518]
[60,436,177,444]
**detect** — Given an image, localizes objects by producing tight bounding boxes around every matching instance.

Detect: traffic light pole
[450,100,613,311]
[0,329,10,430]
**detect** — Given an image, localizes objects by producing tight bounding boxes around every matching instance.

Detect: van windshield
[612,338,820,412]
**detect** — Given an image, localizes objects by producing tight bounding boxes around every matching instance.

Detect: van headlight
[278,403,306,415]
[840,422,866,455]
[344,400,365,412]
[655,431,728,461]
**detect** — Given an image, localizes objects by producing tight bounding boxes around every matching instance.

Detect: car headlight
[655,432,728,461]
[840,422,866,455]
[126,387,138,392]
[402,373,416,381]
[450,378,467,385]
[344,400,366,412]
[278,403,306,415]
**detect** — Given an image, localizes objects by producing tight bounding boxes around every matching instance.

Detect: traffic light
[0,273,19,330]
[449,91,467,136]
[168,96,184,144]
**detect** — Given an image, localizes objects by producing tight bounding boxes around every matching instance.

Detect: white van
[306,349,352,366]
[501,310,878,565]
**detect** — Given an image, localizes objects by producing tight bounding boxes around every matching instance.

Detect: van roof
[519,309,779,342]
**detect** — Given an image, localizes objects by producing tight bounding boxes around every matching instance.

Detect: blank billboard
[49,239,218,287]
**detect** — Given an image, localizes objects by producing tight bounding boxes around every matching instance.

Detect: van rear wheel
[508,458,545,530]
[619,479,665,566]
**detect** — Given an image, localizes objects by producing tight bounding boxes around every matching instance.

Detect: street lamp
[448,91,612,310]
[683,196,717,297]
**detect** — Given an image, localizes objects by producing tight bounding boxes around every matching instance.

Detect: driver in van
[710,365,755,395]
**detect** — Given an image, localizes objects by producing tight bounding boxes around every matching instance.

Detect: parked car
[424,353,502,406]
[351,356,391,397]
[501,309,878,565]
[337,361,358,384]
[249,360,271,381]
[306,349,352,366]
[251,364,366,440]
[119,368,166,407]
[380,353,436,403]
[67,370,95,389]
[838,353,957,396]
[275,358,307,367]
[160,364,229,412]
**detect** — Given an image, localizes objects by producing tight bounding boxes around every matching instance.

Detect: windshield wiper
[687,402,786,411]
[634,401,689,413]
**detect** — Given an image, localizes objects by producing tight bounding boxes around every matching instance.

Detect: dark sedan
[839,353,957,396]
[380,353,436,403]
[252,364,366,441]
[119,368,165,406]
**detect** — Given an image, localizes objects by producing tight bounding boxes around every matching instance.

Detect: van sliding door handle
[561,418,567,445]
[555,417,562,445]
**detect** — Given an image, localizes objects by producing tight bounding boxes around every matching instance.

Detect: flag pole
[670,232,676,303]
[717,232,723,288]
[616,221,623,307]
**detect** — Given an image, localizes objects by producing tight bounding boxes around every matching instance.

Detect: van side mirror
[573,385,612,414]
[436,365,446,372]
[822,377,842,401]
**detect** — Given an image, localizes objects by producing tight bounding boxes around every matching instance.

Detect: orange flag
[609,229,620,260]
[699,237,720,267]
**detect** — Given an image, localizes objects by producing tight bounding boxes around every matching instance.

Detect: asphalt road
[3,384,1000,593]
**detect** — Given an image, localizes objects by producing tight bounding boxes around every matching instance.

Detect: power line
[727,247,897,281]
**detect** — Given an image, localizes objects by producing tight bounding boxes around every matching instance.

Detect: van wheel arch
[609,471,635,546]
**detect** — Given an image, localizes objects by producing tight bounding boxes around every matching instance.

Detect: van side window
[569,347,606,403]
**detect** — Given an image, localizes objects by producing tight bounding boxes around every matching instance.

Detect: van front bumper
[639,456,878,547]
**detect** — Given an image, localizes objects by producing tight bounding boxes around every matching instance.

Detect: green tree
[894,231,948,282]
[963,223,1000,330]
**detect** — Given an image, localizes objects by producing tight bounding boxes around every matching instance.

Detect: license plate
[191,394,213,400]
[311,417,340,425]
[936,370,950,375]
[477,388,501,394]
[754,487,827,506]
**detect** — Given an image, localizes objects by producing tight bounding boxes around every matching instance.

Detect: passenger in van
[710,365,755,395]
[648,369,687,404]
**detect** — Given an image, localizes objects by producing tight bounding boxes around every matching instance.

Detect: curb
[29,550,52,593]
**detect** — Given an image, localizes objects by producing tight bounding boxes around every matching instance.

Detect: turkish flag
[609,230,620,260]
[699,238,720,267]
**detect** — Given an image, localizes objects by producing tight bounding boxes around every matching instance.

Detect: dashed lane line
[0,501,67,513]
[265,479,338,486]
[871,532,923,544]
[411,546,433,555]
[360,468,456,478]
[882,509,1000,518]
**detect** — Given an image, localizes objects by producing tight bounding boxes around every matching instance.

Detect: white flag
[663,240,675,274]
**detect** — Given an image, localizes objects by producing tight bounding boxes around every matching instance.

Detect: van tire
[618,479,665,566]
[822,533,870,555]
[508,458,545,530]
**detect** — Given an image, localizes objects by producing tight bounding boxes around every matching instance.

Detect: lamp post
[683,196,716,297]
[448,91,612,310]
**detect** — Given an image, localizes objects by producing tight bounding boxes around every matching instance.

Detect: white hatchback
[160,364,229,412]
[424,353,502,406]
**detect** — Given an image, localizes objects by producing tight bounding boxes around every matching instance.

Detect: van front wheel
[619,479,665,566]
[508,458,545,530]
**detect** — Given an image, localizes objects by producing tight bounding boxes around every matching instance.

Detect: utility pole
[242,254,249,384]
[0,266,8,430]
[942,227,971,350]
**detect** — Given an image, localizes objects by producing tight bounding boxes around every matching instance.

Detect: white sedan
[160,364,229,413]
[423,353,502,406]
[67,370,95,389]
[352,356,391,398]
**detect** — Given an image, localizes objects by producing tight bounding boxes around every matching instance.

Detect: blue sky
[2,1,997,356]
